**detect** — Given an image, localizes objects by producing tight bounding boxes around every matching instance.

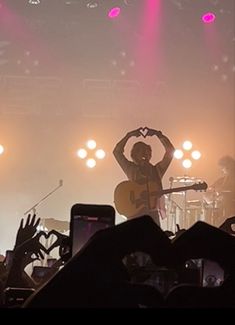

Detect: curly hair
[130,141,152,162]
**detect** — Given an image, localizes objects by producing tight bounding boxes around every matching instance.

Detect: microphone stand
[167,177,174,232]
[24,180,63,215]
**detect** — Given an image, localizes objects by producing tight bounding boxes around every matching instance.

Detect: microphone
[59,179,63,187]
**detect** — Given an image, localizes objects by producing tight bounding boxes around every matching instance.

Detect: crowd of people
[0,127,234,308]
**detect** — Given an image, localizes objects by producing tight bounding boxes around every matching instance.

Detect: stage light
[174,140,201,170]
[86,140,96,150]
[77,148,87,159]
[182,159,192,169]
[29,0,40,4]
[0,145,4,155]
[174,149,184,159]
[202,12,216,24]
[191,150,201,160]
[86,2,98,9]
[77,139,105,168]
[95,149,106,159]
[183,140,192,151]
[108,7,121,18]
[86,158,96,168]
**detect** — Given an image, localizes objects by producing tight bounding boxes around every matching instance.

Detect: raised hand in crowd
[14,214,40,249]
[24,216,171,308]
[24,215,235,308]
[6,234,46,289]
[5,215,44,289]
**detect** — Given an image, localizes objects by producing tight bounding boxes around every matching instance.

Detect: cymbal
[173,176,202,183]
[179,178,202,183]
[178,179,195,183]
[186,200,202,206]
[175,176,194,180]
[187,200,201,203]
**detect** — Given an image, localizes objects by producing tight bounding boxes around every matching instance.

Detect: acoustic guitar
[114,180,207,218]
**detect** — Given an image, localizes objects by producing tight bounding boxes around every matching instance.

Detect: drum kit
[165,175,219,231]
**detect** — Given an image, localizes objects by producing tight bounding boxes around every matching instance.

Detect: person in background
[204,155,235,226]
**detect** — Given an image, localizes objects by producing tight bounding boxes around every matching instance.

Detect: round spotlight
[29,0,41,4]
[86,158,96,168]
[202,12,216,24]
[108,7,121,18]
[77,148,87,159]
[87,140,96,150]
[183,141,192,151]
[95,149,106,159]
[86,2,98,9]
[182,159,192,169]
[174,149,184,159]
[191,150,201,160]
[0,145,4,155]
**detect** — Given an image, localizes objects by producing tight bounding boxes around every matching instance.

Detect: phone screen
[5,250,14,270]
[70,204,115,256]
[32,266,51,279]
[4,287,35,307]
[202,259,224,287]
[71,215,112,256]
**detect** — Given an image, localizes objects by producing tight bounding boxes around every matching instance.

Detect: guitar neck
[161,185,194,195]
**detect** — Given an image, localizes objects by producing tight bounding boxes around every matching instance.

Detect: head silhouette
[131,142,152,165]
[218,155,235,175]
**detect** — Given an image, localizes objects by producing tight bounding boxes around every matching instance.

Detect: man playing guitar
[113,127,175,227]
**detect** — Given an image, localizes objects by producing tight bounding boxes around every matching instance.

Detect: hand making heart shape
[37,229,68,255]
[139,126,149,138]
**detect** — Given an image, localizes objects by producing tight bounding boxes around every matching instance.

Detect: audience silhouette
[0,210,235,308]
[24,216,235,308]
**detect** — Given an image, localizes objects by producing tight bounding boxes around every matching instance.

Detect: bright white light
[0,145,4,155]
[182,159,192,169]
[87,140,96,150]
[77,148,87,159]
[95,149,106,159]
[174,149,184,159]
[87,2,98,9]
[183,141,193,151]
[191,150,201,160]
[29,0,40,5]
[86,158,96,168]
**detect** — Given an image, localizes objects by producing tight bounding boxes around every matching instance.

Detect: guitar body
[114,180,208,218]
[114,180,160,218]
